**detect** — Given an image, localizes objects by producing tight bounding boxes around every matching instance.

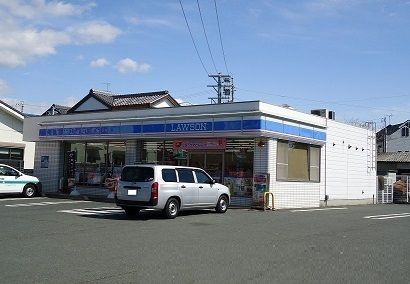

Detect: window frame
[161,168,178,183]
[194,169,213,184]
[276,140,321,183]
[176,168,196,184]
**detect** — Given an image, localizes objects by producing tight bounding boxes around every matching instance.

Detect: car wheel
[216,195,228,213]
[164,198,179,219]
[23,184,36,198]
[123,207,140,217]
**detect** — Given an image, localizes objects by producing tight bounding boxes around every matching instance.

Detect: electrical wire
[179,0,209,75]
[236,87,410,114]
[214,0,229,74]
[197,0,218,73]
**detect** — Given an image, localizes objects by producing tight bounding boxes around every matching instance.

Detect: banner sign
[173,138,226,151]
[253,173,270,207]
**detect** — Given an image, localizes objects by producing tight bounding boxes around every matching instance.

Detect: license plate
[128,189,137,196]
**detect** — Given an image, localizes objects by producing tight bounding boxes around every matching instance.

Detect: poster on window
[253,173,269,207]
[40,156,49,168]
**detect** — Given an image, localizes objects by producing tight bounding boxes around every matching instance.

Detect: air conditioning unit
[311,109,335,120]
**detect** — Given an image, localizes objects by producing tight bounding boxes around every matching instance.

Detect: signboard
[173,138,226,151]
[253,173,270,207]
[40,156,49,168]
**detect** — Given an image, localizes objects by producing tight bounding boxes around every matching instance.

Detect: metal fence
[377,175,410,204]
[377,176,393,204]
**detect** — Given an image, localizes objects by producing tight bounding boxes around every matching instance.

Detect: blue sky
[0,0,409,127]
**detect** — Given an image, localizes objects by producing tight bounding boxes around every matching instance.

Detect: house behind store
[23,89,377,209]
[0,100,35,172]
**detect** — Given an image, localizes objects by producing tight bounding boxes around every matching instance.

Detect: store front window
[277,140,320,182]
[65,141,125,190]
[141,138,254,202]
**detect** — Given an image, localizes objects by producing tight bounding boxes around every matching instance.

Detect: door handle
[181,185,186,188]
[199,186,203,189]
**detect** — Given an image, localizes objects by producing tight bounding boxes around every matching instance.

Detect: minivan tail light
[151,182,159,200]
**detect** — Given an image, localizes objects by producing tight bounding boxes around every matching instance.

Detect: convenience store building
[23,89,377,208]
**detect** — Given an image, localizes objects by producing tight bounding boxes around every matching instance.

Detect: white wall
[75,97,109,112]
[0,108,35,169]
[254,138,320,209]
[324,120,376,203]
[386,129,410,152]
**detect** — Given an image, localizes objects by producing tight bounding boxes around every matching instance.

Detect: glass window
[195,170,212,184]
[162,169,177,182]
[0,148,9,159]
[0,166,18,176]
[309,147,320,182]
[288,142,309,180]
[121,167,154,182]
[277,141,320,182]
[177,169,195,183]
[10,148,23,160]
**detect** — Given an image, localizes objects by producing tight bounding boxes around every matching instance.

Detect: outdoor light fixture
[333,142,336,146]
[348,144,352,149]
[258,141,266,147]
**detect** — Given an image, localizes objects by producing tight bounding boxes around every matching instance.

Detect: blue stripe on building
[39,118,326,141]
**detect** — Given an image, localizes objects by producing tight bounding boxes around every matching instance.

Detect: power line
[236,88,410,114]
[197,0,217,73]
[213,0,229,74]
[179,0,209,75]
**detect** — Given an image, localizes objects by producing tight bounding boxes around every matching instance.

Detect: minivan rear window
[121,167,154,182]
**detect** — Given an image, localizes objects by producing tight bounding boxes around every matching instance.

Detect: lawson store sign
[39,117,326,141]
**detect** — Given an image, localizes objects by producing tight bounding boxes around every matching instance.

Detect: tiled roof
[112,92,169,107]
[0,99,24,117]
[42,104,70,116]
[377,152,410,162]
[68,89,180,113]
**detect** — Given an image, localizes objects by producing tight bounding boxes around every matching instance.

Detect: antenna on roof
[102,82,111,92]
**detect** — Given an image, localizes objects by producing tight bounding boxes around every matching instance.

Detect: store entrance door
[188,152,223,183]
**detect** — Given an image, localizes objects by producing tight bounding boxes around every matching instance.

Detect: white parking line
[0,197,46,202]
[5,200,91,207]
[58,207,123,216]
[291,207,348,212]
[364,212,410,220]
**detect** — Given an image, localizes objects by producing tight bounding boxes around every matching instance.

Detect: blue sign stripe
[38,118,327,141]
[214,121,241,131]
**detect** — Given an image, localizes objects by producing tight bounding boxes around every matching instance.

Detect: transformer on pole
[207,73,234,104]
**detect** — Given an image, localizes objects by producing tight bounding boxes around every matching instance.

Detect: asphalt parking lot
[0,197,409,283]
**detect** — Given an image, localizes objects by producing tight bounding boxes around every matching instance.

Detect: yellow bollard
[263,192,274,211]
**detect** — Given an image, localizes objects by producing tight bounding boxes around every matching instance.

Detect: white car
[0,164,42,198]
[115,165,230,219]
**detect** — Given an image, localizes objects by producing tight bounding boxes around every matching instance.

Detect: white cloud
[0,0,96,19]
[69,21,122,44]
[0,21,121,67]
[127,16,174,28]
[62,96,77,107]
[90,58,109,68]
[116,58,151,74]
[0,25,70,67]
[0,79,9,95]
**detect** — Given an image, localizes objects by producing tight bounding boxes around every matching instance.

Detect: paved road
[0,197,409,283]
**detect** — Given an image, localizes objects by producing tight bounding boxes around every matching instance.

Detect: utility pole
[207,73,234,104]
[381,116,387,153]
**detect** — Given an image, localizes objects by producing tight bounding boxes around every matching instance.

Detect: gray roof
[68,89,179,113]
[42,104,71,116]
[377,152,410,162]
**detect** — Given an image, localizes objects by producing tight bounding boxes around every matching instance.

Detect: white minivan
[0,164,42,197]
[115,165,230,219]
